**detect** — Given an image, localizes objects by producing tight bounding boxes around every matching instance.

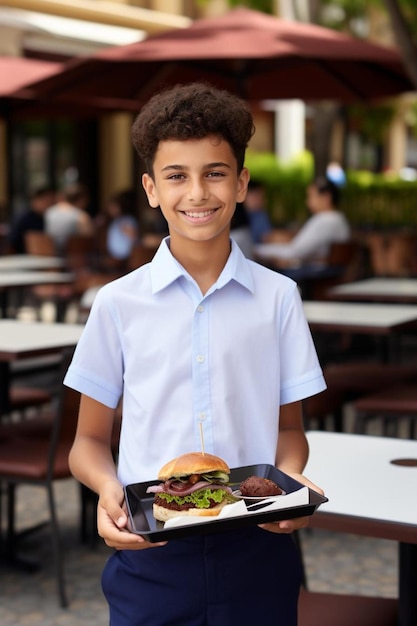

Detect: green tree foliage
[197,0,273,13]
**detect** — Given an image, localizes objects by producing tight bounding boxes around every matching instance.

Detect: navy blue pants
[101,527,302,626]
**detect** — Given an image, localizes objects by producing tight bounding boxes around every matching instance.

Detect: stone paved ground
[0,478,397,625]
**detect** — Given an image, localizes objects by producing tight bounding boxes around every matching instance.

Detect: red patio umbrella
[0,56,64,115]
[0,56,63,97]
[21,7,414,113]
[0,55,115,118]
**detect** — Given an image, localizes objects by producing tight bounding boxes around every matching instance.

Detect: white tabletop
[303,300,417,332]
[305,431,417,527]
[80,284,101,310]
[0,320,83,360]
[330,278,417,302]
[0,271,74,287]
[0,255,64,271]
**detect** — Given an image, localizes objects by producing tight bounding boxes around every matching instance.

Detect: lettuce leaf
[157,488,227,509]
[174,471,229,484]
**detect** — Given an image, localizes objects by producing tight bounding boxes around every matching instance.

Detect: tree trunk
[384,0,417,88]
[311,103,341,177]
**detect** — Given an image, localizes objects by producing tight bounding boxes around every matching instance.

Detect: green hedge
[244,150,417,229]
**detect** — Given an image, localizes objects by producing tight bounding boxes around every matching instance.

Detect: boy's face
[142,135,249,248]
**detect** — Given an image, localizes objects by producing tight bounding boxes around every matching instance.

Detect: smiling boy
[65,83,326,625]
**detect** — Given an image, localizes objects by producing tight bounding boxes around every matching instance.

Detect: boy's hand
[258,472,324,534]
[97,479,167,550]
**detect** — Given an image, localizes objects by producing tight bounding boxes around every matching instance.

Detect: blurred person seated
[9,186,56,253]
[230,201,254,259]
[326,161,347,187]
[254,176,351,278]
[104,189,139,262]
[243,180,273,244]
[45,183,93,253]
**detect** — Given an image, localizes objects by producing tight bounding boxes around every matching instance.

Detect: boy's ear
[236,168,250,204]
[142,173,159,208]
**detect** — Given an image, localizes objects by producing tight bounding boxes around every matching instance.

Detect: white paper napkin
[164,486,309,528]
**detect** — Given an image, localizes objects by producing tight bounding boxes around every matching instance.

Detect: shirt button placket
[192,301,213,452]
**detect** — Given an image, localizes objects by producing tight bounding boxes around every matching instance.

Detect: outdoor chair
[323,360,417,399]
[63,233,95,271]
[303,360,417,434]
[354,383,417,438]
[298,588,398,626]
[366,231,417,277]
[23,231,75,321]
[302,386,346,432]
[0,349,81,607]
[8,384,52,418]
[0,356,122,563]
[309,239,363,300]
[127,242,158,271]
[24,231,56,256]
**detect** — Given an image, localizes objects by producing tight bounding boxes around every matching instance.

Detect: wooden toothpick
[199,422,205,455]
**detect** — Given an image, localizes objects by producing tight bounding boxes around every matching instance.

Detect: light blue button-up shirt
[65,238,325,485]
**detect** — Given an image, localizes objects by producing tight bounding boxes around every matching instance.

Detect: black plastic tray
[124,464,328,542]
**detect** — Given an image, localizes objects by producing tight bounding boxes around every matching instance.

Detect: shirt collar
[150,237,254,295]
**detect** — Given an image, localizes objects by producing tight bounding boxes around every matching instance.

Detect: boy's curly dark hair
[131,83,255,175]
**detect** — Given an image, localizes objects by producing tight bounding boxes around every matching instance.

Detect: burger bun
[158,451,229,481]
[153,501,228,523]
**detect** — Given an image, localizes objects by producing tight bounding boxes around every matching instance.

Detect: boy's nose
[188,180,208,202]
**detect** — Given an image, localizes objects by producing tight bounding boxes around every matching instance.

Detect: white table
[303,301,417,335]
[0,255,64,272]
[0,320,83,415]
[329,278,417,304]
[0,271,74,318]
[305,431,417,626]
[303,300,417,362]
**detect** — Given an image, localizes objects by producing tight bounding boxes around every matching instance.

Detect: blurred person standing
[45,183,93,253]
[9,186,56,253]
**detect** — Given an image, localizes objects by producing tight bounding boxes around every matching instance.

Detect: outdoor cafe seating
[298,587,398,626]
[0,349,121,608]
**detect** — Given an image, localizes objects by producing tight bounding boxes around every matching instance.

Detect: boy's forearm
[69,436,119,495]
[275,427,309,475]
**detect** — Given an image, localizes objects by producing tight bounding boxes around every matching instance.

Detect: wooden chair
[0,356,122,555]
[298,588,398,626]
[302,360,417,434]
[0,350,78,607]
[24,231,56,256]
[354,383,417,438]
[366,232,417,277]
[303,386,346,432]
[323,360,417,400]
[310,240,363,300]
[8,385,52,418]
[23,231,75,321]
[385,233,417,277]
[64,234,95,271]
[127,242,157,271]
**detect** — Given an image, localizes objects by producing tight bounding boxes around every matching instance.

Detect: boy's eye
[167,173,185,180]
[207,171,225,178]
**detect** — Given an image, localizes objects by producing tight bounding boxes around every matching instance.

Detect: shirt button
[196,355,205,363]
[197,305,204,313]
[199,412,207,421]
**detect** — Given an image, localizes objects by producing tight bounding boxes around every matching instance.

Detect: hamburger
[146,452,234,522]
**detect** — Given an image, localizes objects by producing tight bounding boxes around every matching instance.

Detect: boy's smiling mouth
[183,209,218,218]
